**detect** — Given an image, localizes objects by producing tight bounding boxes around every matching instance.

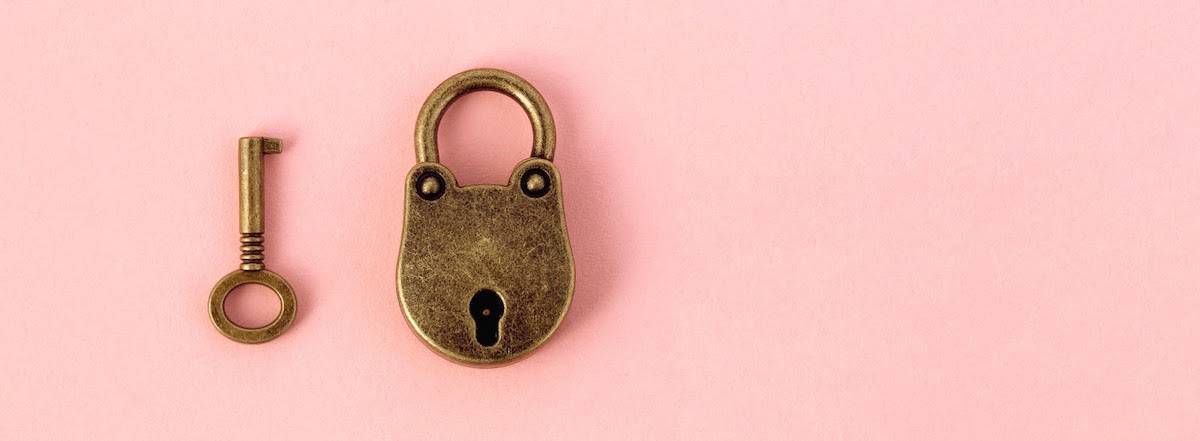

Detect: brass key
[208,137,298,344]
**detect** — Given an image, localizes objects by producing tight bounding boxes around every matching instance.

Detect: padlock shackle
[414,68,556,163]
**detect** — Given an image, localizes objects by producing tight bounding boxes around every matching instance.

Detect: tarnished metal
[399,68,574,366]
[209,137,297,344]
[414,68,556,163]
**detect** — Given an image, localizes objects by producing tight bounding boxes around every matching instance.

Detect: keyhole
[469,289,505,347]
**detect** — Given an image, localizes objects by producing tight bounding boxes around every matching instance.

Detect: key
[208,137,298,344]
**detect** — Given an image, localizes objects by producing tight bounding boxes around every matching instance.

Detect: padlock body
[398,158,574,366]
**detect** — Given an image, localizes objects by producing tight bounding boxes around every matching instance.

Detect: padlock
[397,68,574,366]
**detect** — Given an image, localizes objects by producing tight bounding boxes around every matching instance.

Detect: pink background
[1,1,1198,439]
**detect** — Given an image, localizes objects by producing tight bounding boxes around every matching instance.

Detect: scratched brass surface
[399,69,574,366]
[208,137,297,344]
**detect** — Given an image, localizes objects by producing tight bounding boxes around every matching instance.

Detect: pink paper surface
[1,2,1198,439]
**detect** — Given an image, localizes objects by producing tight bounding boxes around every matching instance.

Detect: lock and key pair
[207,69,575,367]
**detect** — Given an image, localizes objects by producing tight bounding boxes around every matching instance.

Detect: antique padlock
[398,68,574,366]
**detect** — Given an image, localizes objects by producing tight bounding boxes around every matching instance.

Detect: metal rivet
[416,171,446,201]
[521,168,550,198]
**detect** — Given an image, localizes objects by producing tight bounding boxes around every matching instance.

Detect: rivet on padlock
[397,68,575,366]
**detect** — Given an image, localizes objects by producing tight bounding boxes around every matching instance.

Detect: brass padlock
[398,68,574,366]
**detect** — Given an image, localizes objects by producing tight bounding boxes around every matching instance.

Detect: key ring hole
[223,283,283,329]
